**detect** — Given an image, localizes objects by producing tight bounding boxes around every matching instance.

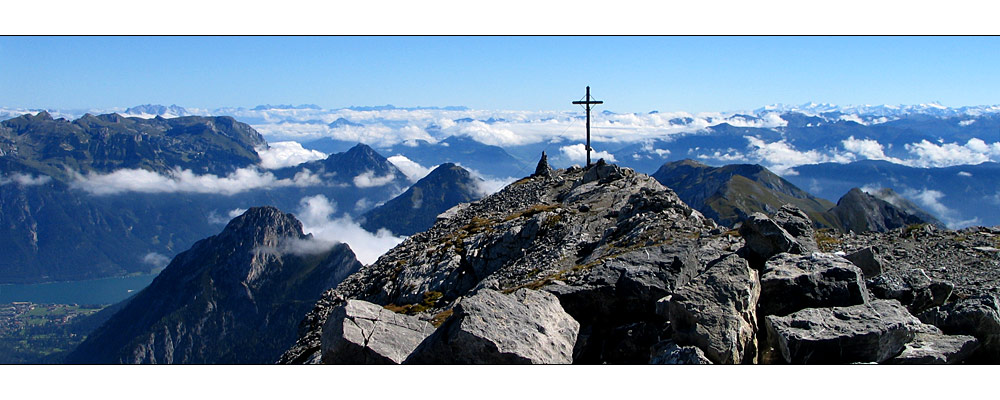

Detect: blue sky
[2,36,999,113]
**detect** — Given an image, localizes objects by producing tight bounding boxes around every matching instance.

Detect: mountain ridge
[65,206,362,364]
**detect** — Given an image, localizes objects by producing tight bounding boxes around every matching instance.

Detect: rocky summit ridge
[282,158,1000,364]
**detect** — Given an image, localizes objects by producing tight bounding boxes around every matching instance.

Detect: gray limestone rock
[844,246,883,277]
[887,324,979,364]
[532,151,552,178]
[320,299,436,364]
[772,204,819,253]
[650,340,713,365]
[918,294,1000,361]
[869,269,953,314]
[658,253,760,364]
[579,158,624,185]
[759,253,870,317]
[739,212,803,267]
[765,299,924,364]
[405,289,579,364]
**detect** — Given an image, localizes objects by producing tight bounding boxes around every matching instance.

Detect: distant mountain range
[0,113,410,284]
[652,159,943,233]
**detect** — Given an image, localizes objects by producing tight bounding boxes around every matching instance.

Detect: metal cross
[572,86,604,166]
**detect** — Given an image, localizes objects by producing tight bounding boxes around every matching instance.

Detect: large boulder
[739,212,803,267]
[887,324,979,365]
[320,300,436,364]
[918,294,1000,362]
[649,340,713,365]
[765,299,924,364]
[657,253,760,364]
[543,244,700,364]
[844,247,883,277]
[868,269,953,314]
[771,205,819,253]
[405,289,579,364]
[759,253,869,317]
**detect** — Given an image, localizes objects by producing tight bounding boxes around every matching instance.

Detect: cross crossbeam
[572,86,603,166]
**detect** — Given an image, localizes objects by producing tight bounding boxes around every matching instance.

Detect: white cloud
[142,252,171,268]
[455,165,515,197]
[744,136,851,175]
[958,171,972,177]
[354,198,374,212]
[0,172,52,186]
[228,208,248,218]
[291,195,405,265]
[353,170,397,188]
[475,176,515,197]
[256,141,326,169]
[448,121,525,146]
[904,138,1000,168]
[901,188,979,229]
[959,119,976,126]
[71,167,322,196]
[559,144,617,163]
[842,136,893,162]
[387,155,433,182]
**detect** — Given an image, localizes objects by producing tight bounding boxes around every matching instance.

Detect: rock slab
[844,246,883,277]
[739,212,802,266]
[405,289,579,364]
[918,294,1000,361]
[868,269,953,314]
[759,253,869,317]
[321,300,436,364]
[658,253,760,364]
[887,325,979,364]
[766,299,924,364]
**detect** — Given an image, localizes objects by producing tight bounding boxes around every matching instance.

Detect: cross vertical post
[572,86,603,166]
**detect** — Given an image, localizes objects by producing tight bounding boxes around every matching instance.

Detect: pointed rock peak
[533,151,552,178]
[222,206,305,242]
[341,143,382,160]
[329,117,362,128]
[838,187,871,204]
[415,163,473,185]
[33,111,53,120]
[429,162,466,176]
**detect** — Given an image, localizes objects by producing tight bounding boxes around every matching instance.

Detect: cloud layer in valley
[283,195,405,265]
[71,167,322,195]
[0,172,52,186]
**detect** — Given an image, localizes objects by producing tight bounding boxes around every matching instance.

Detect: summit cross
[572,86,604,166]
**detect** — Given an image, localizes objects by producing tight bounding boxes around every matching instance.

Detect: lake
[0,273,159,305]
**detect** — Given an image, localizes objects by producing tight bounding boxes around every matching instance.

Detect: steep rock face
[65,207,362,364]
[829,187,942,233]
[361,163,482,236]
